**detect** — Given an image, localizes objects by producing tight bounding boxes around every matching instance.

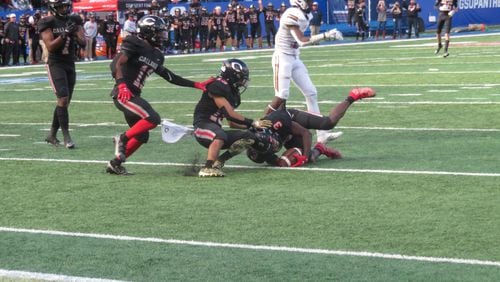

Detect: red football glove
[194,77,216,92]
[291,154,308,167]
[117,83,133,103]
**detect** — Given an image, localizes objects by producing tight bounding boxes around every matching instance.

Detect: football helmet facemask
[220,58,250,94]
[47,0,72,19]
[137,15,167,48]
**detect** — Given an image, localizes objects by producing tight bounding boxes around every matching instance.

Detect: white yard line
[0,134,20,137]
[335,126,500,132]
[0,227,499,268]
[0,157,498,177]
[0,269,125,282]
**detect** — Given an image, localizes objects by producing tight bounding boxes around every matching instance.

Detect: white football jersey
[275,7,312,56]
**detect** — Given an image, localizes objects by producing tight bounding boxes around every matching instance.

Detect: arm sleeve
[156,65,195,88]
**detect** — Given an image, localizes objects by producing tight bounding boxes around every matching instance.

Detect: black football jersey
[225,10,236,25]
[110,36,165,96]
[193,78,240,126]
[19,22,28,40]
[104,20,118,36]
[38,15,83,63]
[200,13,210,27]
[248,10,261,25]
[212,14,225,30]
[263,8,277,23]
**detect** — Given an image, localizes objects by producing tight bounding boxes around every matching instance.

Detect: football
[277,147,302,167]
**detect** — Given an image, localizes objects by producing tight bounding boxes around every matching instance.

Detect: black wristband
[243,118,254,128]
[116,78,126,85]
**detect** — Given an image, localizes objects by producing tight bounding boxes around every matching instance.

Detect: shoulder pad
[280,8,301,26]
[68,14,83,26]
[120,36,146,56]
[206,78,233,98]
[37,16,54,33]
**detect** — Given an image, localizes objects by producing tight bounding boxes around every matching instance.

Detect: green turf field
[1,34,500,281]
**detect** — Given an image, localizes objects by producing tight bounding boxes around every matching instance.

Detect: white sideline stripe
[0,269,125,282]
[388,94,422,96]
[0,134,19,137]
[336,126,500,132]
[0,227,499,268]
[0,157,499,177]
[427,90,458,93]
[3,100,500,105]
[1,122,499,133]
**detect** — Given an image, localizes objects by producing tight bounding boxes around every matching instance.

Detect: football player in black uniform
[106,16,214,175]
[259,1,277,48]
[18,15,29,65]
[39,0,86,149]
[224,4,237,50]
[103,13,119,59]
[193,59,272,177]
[235,5,248,50]
[199,7,210,52]
[209,6,226,52]
[435,0,458,57]
[250,87,376,167]
[247,4,262,49]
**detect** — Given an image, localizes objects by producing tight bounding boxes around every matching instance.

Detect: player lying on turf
[106,15,214,175]
[248,87,376,167]
[193,59,272,177]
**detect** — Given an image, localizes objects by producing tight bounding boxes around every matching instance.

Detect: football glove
[194,77,216,92]
[117,83,134,103]
[251,119,273,129]
[448,10,455,17]
[291,154,308,167]
[325,28,343,41]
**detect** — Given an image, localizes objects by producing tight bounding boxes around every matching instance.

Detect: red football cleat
[349,87,376,101]
[314,142,342,159]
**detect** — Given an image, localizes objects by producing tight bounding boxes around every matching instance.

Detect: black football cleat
[435,44,443,55]
[106,161,131,175]
[45,135,61,146]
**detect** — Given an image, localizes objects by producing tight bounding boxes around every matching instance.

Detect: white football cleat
[317,131,343,144]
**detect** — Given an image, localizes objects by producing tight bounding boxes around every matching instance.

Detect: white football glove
[448,10,455,17]
[325,28,343,41]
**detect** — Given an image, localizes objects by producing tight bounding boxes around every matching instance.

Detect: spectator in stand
[404,0,421,38]
[189,8,200,53]
[391,1,402,39]
[375,0,387,40]
[259,0,277,48]
[346,0,356,26]
[180,10,191,53]
[28,10,42,64]
[247,4,262,49]
[148,0,160,16]
[172,8,182,51]
[4,13,19,66]
[354,0,367,41]
[310,2,322,44]
[0,18,5,66]
[83,13,97,61]
[18,14,28,64]
[122,11,136,38]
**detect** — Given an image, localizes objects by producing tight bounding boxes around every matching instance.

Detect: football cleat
[45,135,61,146]
[113,135,127,162]
[64,139,75,149]
[348,87,376,101]
[443,52,449,58]
[198,167,225,177]
[317,131,343,144]
[213,160,225,170]
[435,44,443,55]
[314,142,342,159]
[105,161,131,175]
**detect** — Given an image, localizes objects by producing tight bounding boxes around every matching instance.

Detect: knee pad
[136,132,149,143]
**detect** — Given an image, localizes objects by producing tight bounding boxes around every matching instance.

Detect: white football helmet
[289,0,311,11]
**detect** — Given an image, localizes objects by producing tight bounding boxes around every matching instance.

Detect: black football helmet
[47,0,72,19]
[220,59,249,94]
[137,15,167,47]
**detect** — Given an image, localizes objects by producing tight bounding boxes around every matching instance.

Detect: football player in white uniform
[263,0,344,144]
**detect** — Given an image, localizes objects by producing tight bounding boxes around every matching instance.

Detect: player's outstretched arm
[290,121,311,162]
[289,25,343,47]
[156,66,214,91]
[213,96,271,129]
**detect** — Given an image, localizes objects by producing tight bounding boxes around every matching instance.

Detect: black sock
[205,160,214,168]
[56,106,69,132]
[50,107,60,135]
[444,40,450,52]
